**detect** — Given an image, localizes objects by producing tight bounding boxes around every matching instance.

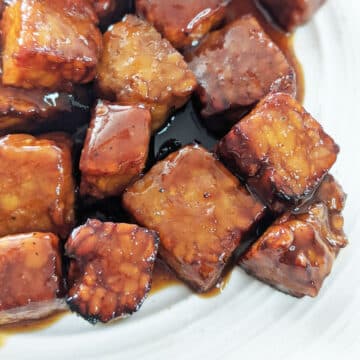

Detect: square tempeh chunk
[136,0,231,49]
[0,232,64,325]
[0,82,90,134]
[217,92,339,213]
[0,134,75,238]
[187,15,296,129]
[80,101,151,199]
[96,15,197,132]
[299,174,348,253]
[259,0,326,32]
[1,0,102,91]
[239,175,347,298]
[65,219,159,323]
[123,145,265,292]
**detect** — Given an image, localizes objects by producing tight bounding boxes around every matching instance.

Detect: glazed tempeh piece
[0,232,64,325]
[187,15,295,131]
[239,175,347,297]
[259,0,326,32]
[0,83,90,134]
[123,145,265,292]
[0,134,75,238]
[80,101,151,199]
[298,174,348,253]
[217,93,339,213]
[66,219,159,323]
[136,0,231,49]
[1,0,102,91]
[96,15,197,132]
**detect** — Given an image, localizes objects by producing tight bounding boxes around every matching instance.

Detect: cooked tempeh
[1,0,102,91]
[259,0,326,32]
[0,134,75,238]
[217,92,339,212]
[0,232,65,325]
[187,15,295,132]
[96,15,197,132]
[123,144,265,292]
[136,0,231,49]
[80,101,151,199]
[66,219,159,323]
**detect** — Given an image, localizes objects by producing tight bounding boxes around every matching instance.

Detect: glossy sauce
[0,0,305,343]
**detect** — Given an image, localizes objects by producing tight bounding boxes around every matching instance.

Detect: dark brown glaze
[80,101,151,199]
[136,0,231,49]
[217,93,339,213]
[1,0,102,91]
[123,145,265,292]
[150,259,181,294]
[0,83,90,134]
[95,15,197,132]
[0,232,65,325]
[259,0,326,32]
[90,0,132,30]
[295,174,348,253]
[65,219,159,324]
[187,15,296,132]
[239,175,347,298]
[0,1,4,19]
[0,134,75,238]
[240,215,335,297]
[225,0,304,104]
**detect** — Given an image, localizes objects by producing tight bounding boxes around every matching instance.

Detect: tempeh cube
[0,134,75,238]
[217,92,339,213]
[1,0,102,91]
[80,101,151,199]
[96,15,197,132]
[65,219,159,323]
[187,15,296,131]
[0,82,90,134]
[0,232,64,325]
[123,145,265,292]
[259,0,326,32]
[239,175,347,298]
[136,0,231,49]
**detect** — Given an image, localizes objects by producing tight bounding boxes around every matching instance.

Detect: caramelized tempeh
[259,0,326,32]
[187,15,295,131]
[1,0,102,91]
[80,101,151,199]
[239,174,347,297]
[96,15,197,132]
[123,145,265,292]
[0,232,65,325]
[136,0,231,49]
[0,83,90,134]
[66,219,159,323]
[0,134,75,238]
[217,92,339,212]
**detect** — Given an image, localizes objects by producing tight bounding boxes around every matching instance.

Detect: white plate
[1,1,360,359]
